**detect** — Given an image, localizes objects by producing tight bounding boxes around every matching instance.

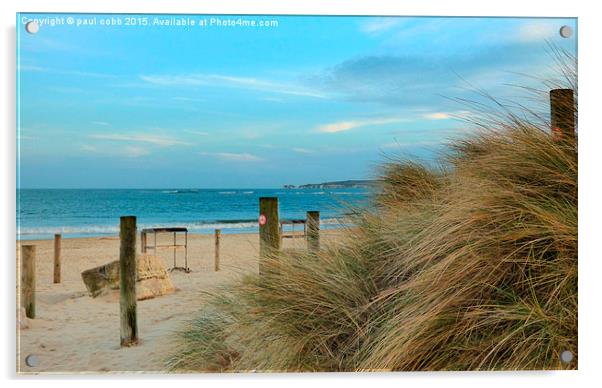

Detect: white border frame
[3,1,600,387]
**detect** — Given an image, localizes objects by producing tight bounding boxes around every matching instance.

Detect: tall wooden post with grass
[306,211,320,253]
[21,245,36,319]
[119,216,138,347]
[259,197,280,275]
[214,229,221,271]
[53,234,61,284]
[141,231,147,253]
[550,88,576,142]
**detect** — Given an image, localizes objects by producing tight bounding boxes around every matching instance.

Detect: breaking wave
[17,217,347,239]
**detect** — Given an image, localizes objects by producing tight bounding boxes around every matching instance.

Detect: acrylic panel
[16,13,578,373]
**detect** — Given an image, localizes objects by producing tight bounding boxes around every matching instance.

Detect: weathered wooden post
[259,197,280,275]
[306,211,320,253]
[119,216,138,347]
[21,245,36,319]
[550,88,576,142]
[53,233,61,284]
[214,229,221,271]
[141,231,147,253]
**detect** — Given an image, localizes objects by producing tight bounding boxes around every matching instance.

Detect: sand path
[16,232,323,374]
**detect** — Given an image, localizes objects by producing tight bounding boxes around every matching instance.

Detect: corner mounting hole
[560,350,574,364]
[25,354,40,367]
[559,25,573,38]
[25,21,40,34]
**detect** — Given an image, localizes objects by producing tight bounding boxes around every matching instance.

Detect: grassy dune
[168,77,577,372]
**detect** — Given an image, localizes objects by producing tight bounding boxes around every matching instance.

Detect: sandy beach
[16,231,342,374]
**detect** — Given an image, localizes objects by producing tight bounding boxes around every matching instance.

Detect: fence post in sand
[306,211,320,253]
[53,234,61,284]
[21,245,36,319]
[550,88,576,142]
[119,216,138,347]
[141,231,147,253]
[214,229,221,271]
[259,197,280,275]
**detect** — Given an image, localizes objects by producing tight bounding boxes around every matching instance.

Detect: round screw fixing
[25,354,40,367]
[25,21,39,34]
[560,350,573,364]
[559,25,573,38]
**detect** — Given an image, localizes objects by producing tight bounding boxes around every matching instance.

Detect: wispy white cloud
[122,146,151,157]
[18,64,116,78]
[67,70,117,79]
[200,152,263,162]
[292,147,314,154]
[389,19,452,43]
[17,64,47,72]
[360,17,405,35]
[51,86,88,94]
[81,144,150,158]
[317,117,408,133]
[381,140,445,149]
[90,133,189,146]
[92,121,110,126]
[515,21,560,43]
[184,129,209,136]
[172,96,205,103]
[140,73,327,99]
[261,97,285,103]
[387,126,472,138]
[422,112,451,120]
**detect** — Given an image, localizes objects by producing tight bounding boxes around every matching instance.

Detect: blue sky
[17,14,577,188]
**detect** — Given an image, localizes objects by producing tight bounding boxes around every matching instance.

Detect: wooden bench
[141,227,189,272]
[279,219,306,240]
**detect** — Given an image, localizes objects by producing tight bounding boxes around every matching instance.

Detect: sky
[17,14,577,188]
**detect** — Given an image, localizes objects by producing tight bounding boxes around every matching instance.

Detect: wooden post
[214,229,221,271]
[259,197,280,275]
[173,231,177,268]
[306,211,320,253]
[141,231,147,253]
[53,234,61,284]
[550,88,576,142]
[21,245,36,319]
[119,216,138,347]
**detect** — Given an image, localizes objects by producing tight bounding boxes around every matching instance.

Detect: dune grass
[167,76,577,372]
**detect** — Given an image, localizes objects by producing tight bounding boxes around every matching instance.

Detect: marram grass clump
[168,111,577,373]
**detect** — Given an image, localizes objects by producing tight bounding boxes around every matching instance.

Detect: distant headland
[284,180,379,189]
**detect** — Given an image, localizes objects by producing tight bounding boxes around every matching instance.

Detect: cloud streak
[304,33,569,108]
[422,112,451,120]
[317,117,407,133]
[381,140,445,149]
[184,129,210,136]
[90,133,189,146]
[140,73,327,99]
[515,21,561,43]
[200,152,264,162]
[360,17,406,35]
[81,144,150,158]
[292,147,314,154]
[19,64,117,79]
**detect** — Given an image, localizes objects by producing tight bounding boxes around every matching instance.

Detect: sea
[16,188,373,240]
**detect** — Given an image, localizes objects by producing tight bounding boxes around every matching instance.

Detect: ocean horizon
[16,188,372,240]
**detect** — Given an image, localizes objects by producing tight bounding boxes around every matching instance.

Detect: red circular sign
[259,214,267,226]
